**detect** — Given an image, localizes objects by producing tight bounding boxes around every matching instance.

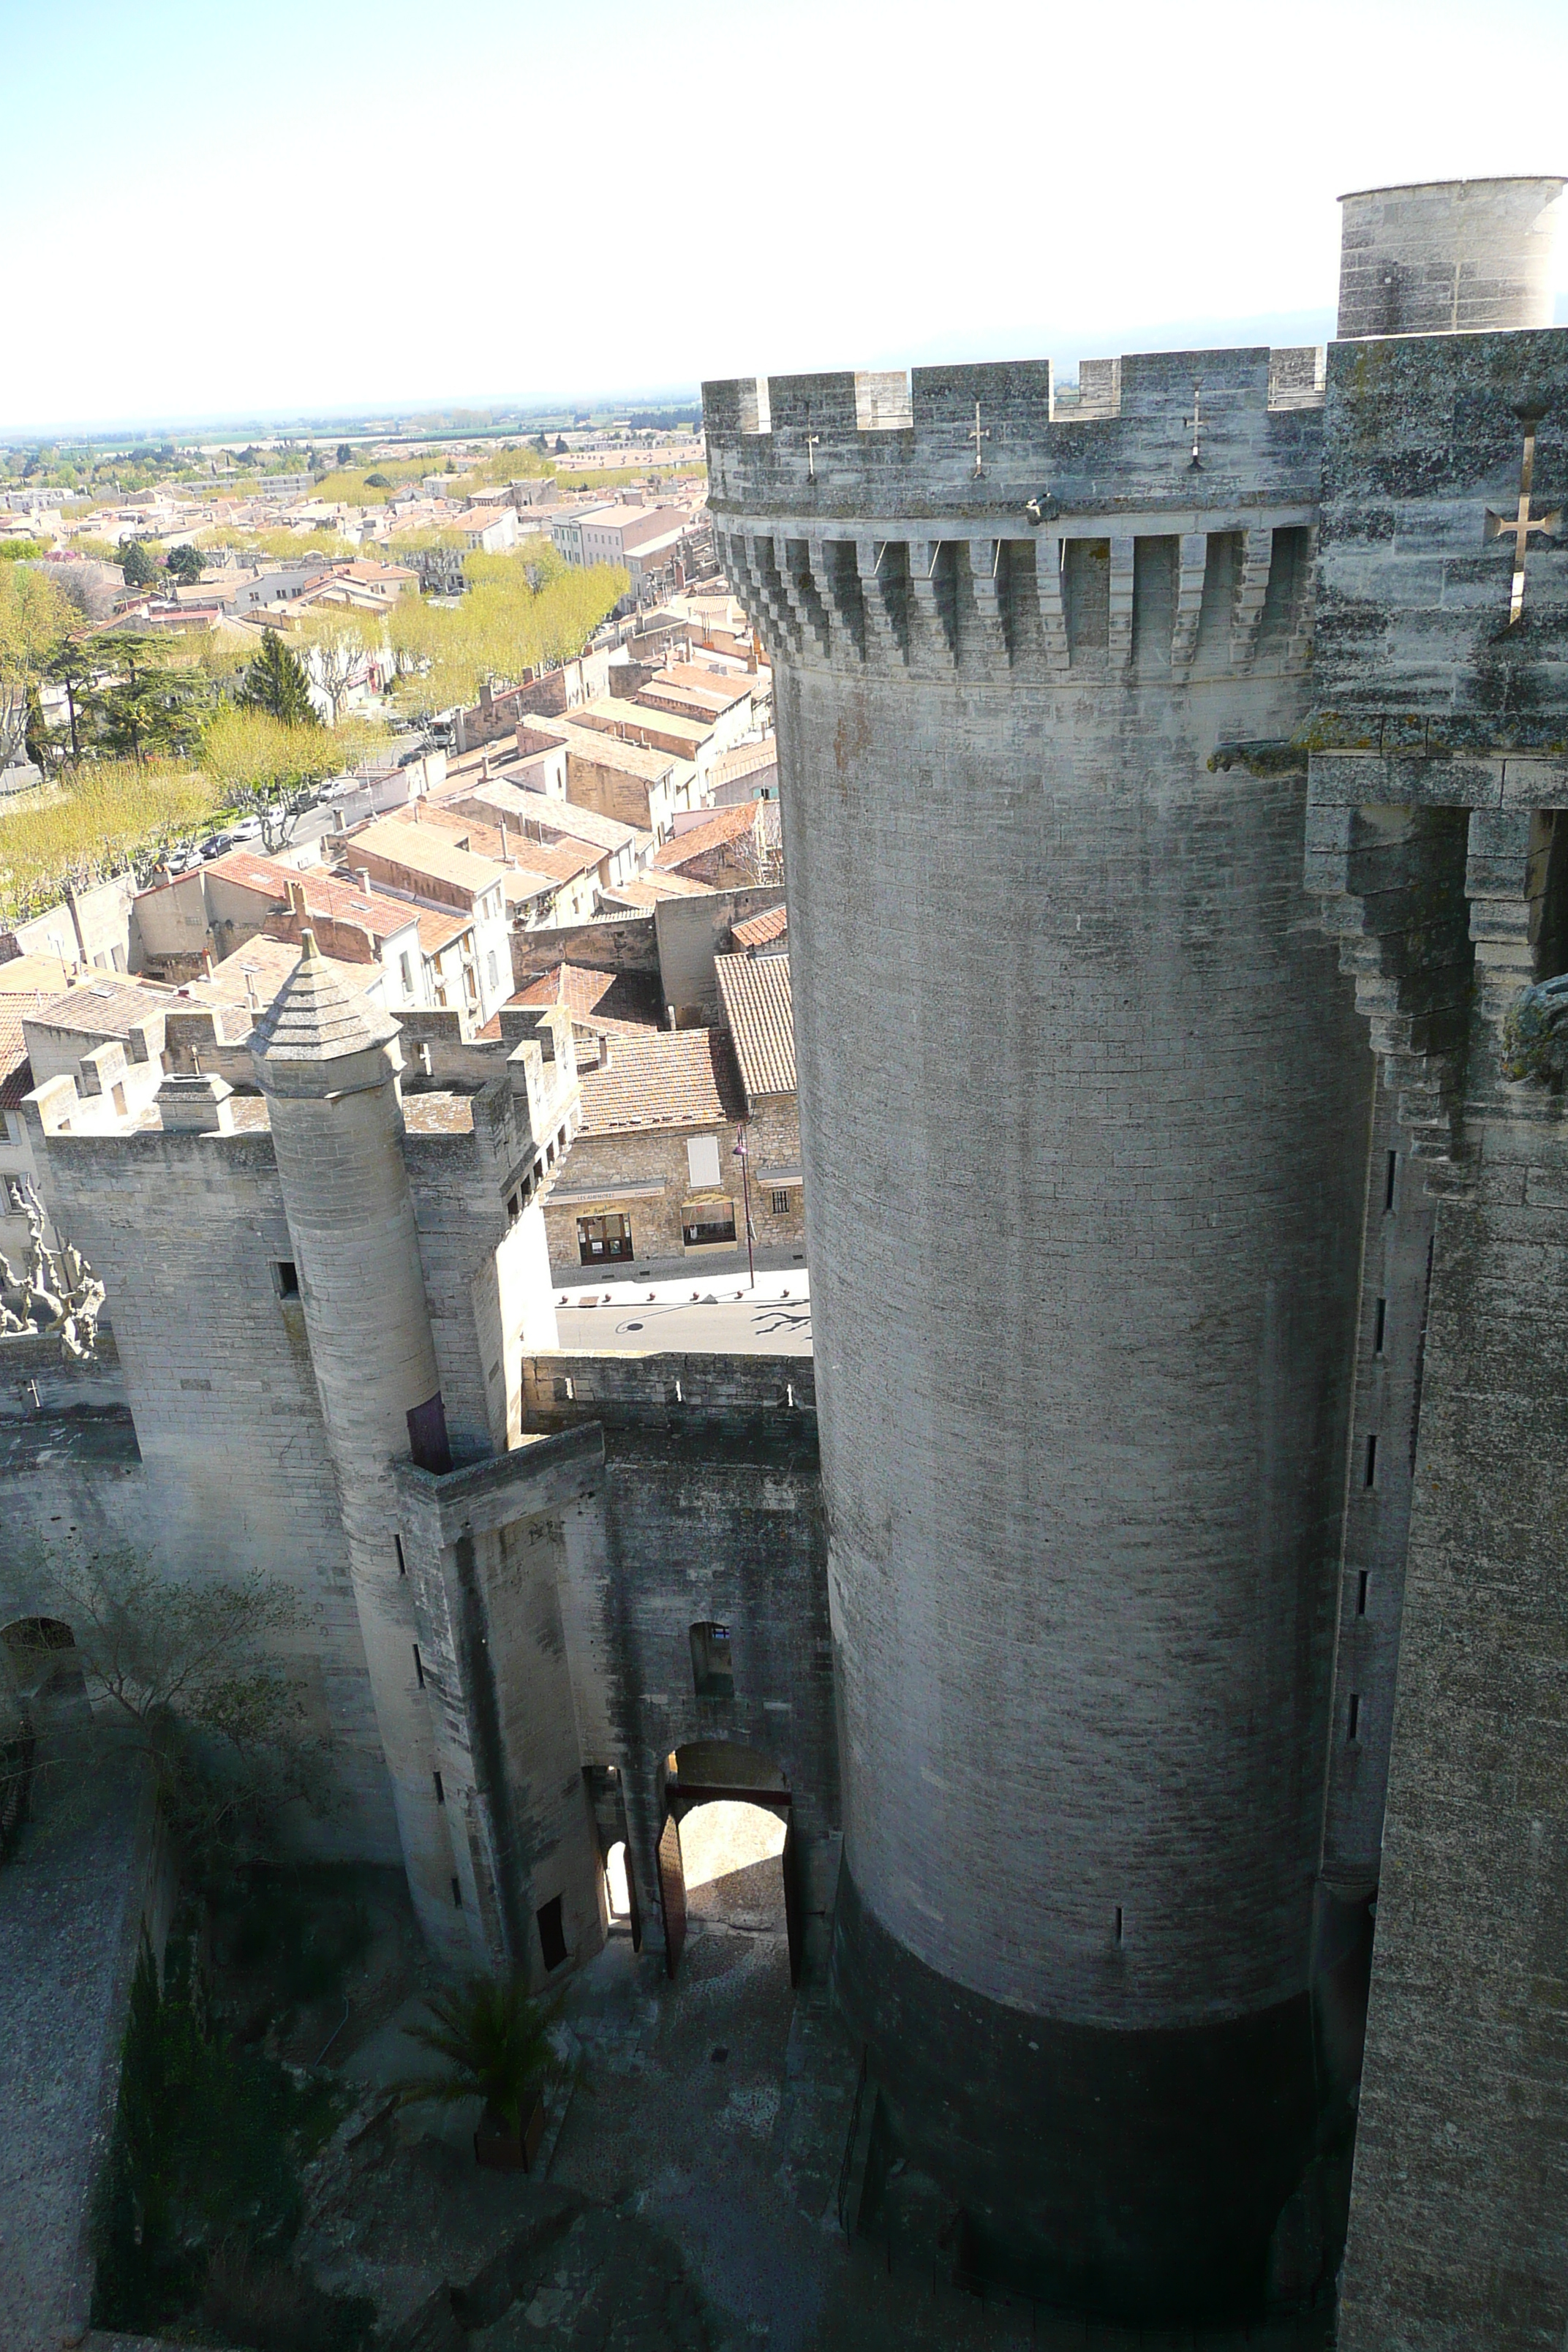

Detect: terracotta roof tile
[0,1006,32,1110]
[0,953,75,998]
[514,963,663,1034]
[713,736,778,788]
[579,1028,745,1135]
[654,802,764,870]
[350,815,503,899]
[730,900,788,951]
[715,952,795,1101]
[601,873,713,906]
[27,978,166,1041]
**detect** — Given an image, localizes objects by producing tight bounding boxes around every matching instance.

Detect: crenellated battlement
[705,346,1327,681]
[704,345,1327,533]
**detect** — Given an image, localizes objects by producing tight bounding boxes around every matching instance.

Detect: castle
[4,174,1567,2349]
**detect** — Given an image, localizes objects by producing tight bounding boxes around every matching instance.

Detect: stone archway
[656,1739,802,1986]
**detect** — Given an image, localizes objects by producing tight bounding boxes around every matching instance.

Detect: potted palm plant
[395,1974,559,2171]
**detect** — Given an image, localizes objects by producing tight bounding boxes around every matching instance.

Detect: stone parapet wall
[705,350,1324,521]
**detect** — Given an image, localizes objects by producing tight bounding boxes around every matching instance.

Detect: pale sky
[3,0,1566,436]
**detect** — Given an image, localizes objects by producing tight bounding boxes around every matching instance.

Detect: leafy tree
[363,472,391,489]
[23,1545,332,1876]
[165,544,205,586]
[0,561,74,766]
[200,704,335,852]
[117,536,161,587]
[0,539,45,562]
[87,634,207,766]
[387,543,625,717]
[45,637,96,760]
[237,627,316,725]
[298,610,369,724]
[554,435,568,455]
[335,442,352,466]
[23,682,56,777]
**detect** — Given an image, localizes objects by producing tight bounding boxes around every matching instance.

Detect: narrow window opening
[433,1770,445,1804]
[1357,1570,1369,1618]
[412,1642,425,1687]
[1364,1433,1378,1488]
[1114,1905,1124,1945]
[537,1893,568,1971]
[274,1259,300,1300]
[690,1619,734,1700]
[1347,1692,1361,1741]
[395,1532,407,1576]
[452,1875,463,1907]
[1384,1151,1398,1213]
[1373,1297,1387,1355]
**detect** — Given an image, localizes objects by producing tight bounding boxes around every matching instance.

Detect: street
[554,1273,812,1355]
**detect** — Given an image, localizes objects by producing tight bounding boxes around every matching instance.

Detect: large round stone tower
[252,934,464,1959]
[704,347,1369,2313]
[1337,173,1564,337]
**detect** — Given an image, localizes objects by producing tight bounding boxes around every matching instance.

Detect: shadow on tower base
[833,1863,1342,2325]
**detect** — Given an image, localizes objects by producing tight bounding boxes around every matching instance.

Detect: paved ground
[290,1806,1333,2349]
[554,1257,812,1357]
[0,1711,152,2352]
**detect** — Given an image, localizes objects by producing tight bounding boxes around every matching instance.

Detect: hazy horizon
[4,0,1566,441]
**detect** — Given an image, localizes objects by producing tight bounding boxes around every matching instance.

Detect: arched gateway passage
[656,1740,803,1986]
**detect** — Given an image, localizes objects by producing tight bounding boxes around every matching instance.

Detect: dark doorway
[537,1893,568,1972]
[578,1213,633,1265]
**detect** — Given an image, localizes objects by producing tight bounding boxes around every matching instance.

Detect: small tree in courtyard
[26,1545,333,1882]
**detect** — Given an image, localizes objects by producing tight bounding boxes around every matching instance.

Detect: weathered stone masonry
[705,171,1568,2341]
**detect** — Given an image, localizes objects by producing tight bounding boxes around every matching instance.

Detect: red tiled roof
[713,736,778,788]
[659,663,757,709]
[423,807,595,887]
[0,1006,32,1110]
[578,1028,745,1134]
[350,815,502,900]
[715,952,795,1101]
[514,963,663,1036]
[601,872,713,906]
[654,802,763,871]
[730,900,788,952]
[27,979,166,1041]
[203,849,454,952]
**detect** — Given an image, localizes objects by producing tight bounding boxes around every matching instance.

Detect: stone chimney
[157,1071,235,1134]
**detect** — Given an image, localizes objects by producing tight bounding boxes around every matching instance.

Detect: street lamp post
[734,1123,755,1289]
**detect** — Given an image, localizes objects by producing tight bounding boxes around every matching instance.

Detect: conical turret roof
[251,931,401,1065]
